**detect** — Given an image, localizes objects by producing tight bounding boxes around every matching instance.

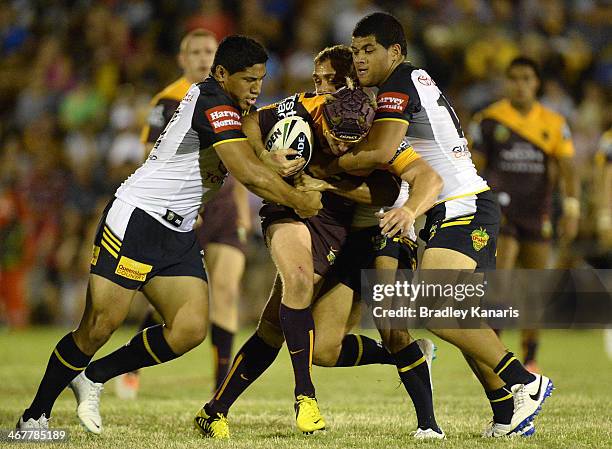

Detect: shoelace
[513,385,526,409]
[86,384,104,412]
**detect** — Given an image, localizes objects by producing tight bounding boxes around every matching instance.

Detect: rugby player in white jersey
[310,13,554,437]
[16,35,321,434]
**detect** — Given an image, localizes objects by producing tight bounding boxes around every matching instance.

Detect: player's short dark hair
[211,35,268,75]
[314,45,358,87]
[352,12,407,56]
[507,56,541,80]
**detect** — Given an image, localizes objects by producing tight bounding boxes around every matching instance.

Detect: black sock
[335,334,395,366]
[211,324,234,390]
[279,303,315,398]
[494,352,536,386]
[139,310,162,331]
[23,333,92,420]
[208,333,280,416]
[85,325,177,384]
[393,341,439,432]
[523,340,538,364]
[486,386,514,425]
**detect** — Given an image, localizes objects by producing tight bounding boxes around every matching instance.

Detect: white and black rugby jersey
[116,77,247,232]
[375,63,489,203]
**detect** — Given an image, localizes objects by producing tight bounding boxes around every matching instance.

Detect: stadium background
[0,0,609,329]
[0,1,610,447]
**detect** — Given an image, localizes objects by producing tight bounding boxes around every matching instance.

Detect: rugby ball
[264,116,313,167]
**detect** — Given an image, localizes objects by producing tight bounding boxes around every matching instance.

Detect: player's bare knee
[76,313,120,352]
[280,269,313,306]
[169,317,208,353]
[313,343,341,367]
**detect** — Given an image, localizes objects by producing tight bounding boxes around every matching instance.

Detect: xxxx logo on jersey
[471,228,490,252]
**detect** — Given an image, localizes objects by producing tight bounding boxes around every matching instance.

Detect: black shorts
[419,190,499,270]
[260,202,351,277]
[90,198,207,290]
[332,226,419,293]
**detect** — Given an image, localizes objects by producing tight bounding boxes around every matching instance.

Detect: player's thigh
[267,221,314,303]
[205,243,245,331]
[420,247,477,270]
[496,234,520,269]
[518,241,551,269]
[74,274,136,351]
[142,275,209,351]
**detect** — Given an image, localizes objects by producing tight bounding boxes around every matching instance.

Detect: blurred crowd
[0,0,610,328]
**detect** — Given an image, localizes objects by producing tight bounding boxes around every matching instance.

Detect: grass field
[1,327,610,449]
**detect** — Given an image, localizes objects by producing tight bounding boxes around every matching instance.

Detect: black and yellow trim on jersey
[212,137,248,148]
[374,117,410,125]
[101,225,122,258]
[388,146,421,176]
[434,186,491,206]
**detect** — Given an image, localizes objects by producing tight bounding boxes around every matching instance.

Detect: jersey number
[437,94,464,138]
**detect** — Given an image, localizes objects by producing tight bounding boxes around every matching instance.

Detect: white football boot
[509,374,553,434]
[69,371,104,434]
[17,413,49,430]
[483,420,535,437]
[413,427,446,439]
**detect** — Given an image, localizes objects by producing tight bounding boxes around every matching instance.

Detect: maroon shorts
[196,182,246,254]
[259,194,354,277]
[499,211,553,242]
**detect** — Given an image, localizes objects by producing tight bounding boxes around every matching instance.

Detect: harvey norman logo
[205,106,242,133]
[376,92,409,113]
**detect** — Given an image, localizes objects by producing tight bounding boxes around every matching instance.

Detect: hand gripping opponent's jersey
[116,77,247,232]
[375,63,489,203]
[258,92,356,226]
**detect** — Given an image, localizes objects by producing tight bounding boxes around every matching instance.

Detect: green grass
[0,328,610,448]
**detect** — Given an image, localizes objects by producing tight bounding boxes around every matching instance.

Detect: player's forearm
[242,112,266,158]
[326,172,400,206]
[325,178,373,204]
[326,147,384,176]
[238,163,303,209]
[399,161,443,218]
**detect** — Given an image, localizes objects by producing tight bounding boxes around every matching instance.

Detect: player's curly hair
[314,45,358,89]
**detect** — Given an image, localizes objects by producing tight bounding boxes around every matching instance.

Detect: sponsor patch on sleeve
[376,92,409,114]
[205,105,242,133]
